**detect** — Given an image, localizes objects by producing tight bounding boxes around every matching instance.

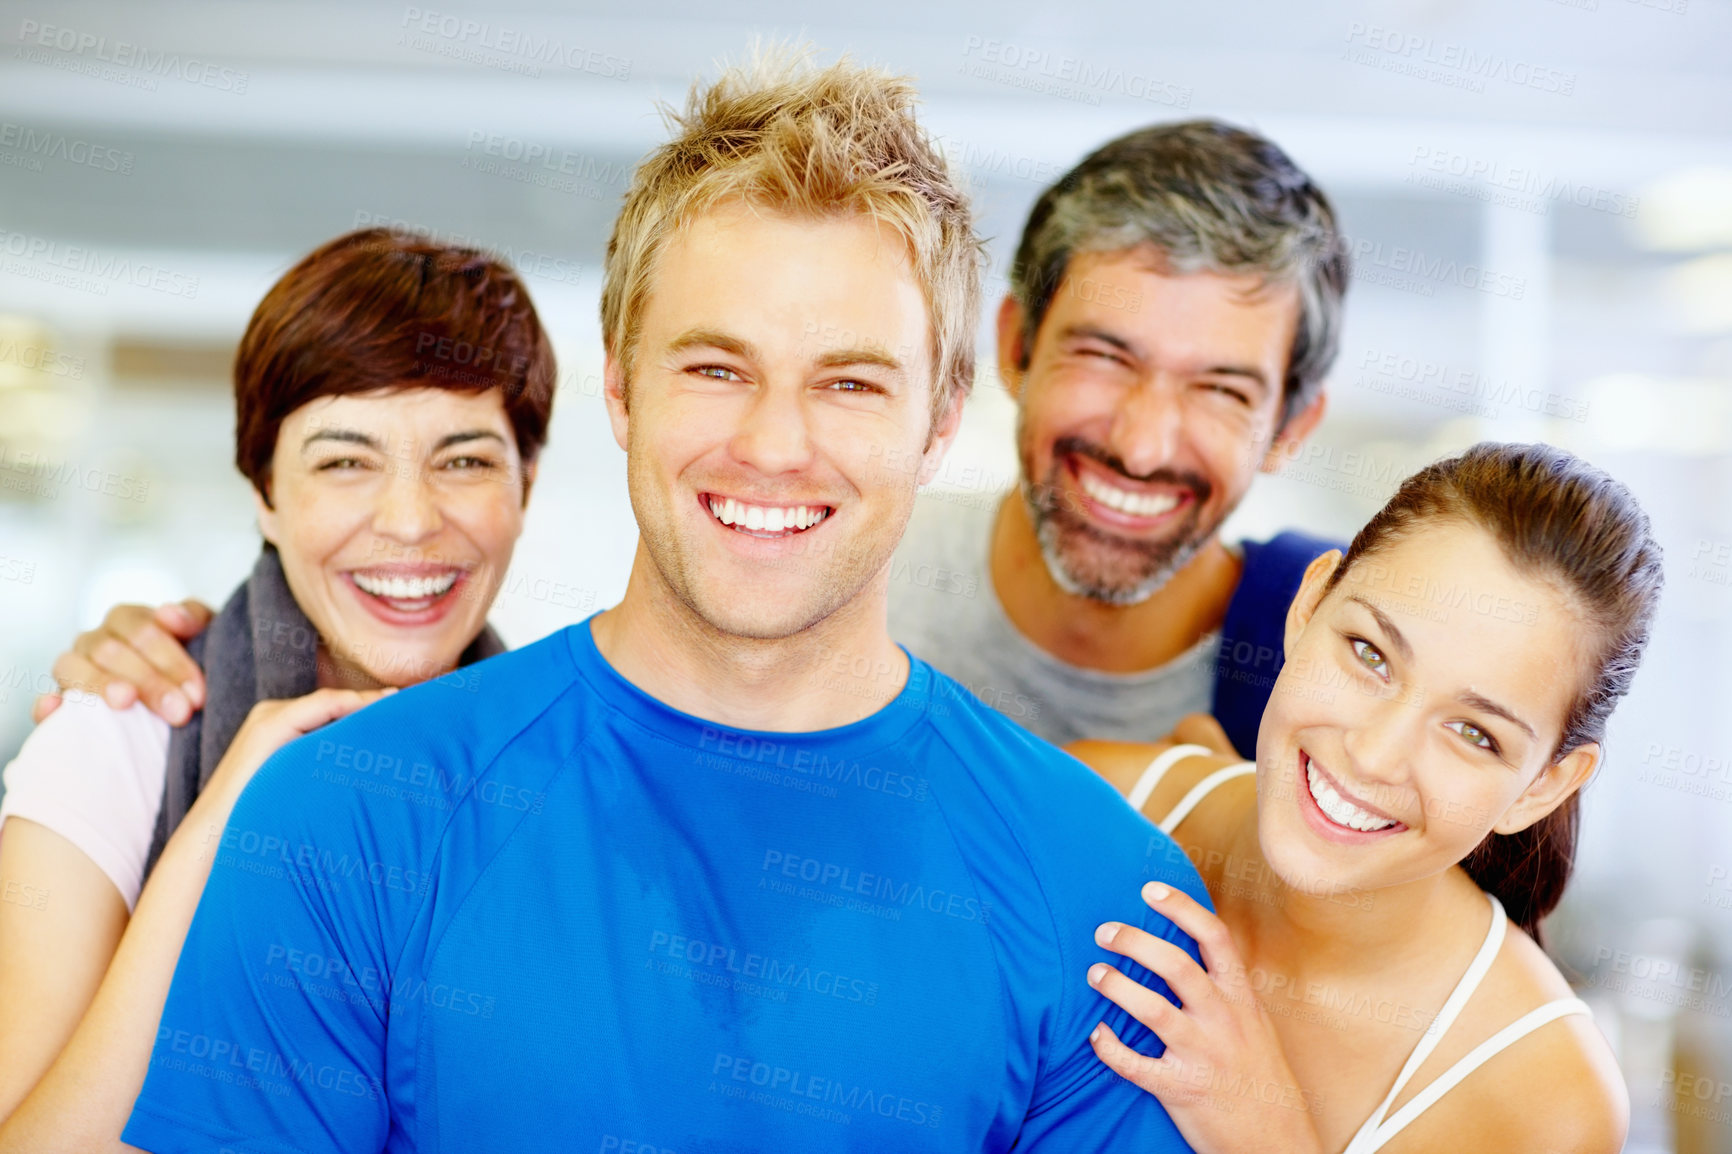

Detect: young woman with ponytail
[1071,441,1661,1154]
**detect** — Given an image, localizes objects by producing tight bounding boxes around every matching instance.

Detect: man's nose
[1107,378,1184,479]
[727,382,816,476]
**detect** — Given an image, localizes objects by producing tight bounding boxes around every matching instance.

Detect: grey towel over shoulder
[140,544,505,880]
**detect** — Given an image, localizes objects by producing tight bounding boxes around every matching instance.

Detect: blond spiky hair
[600,44,981,425]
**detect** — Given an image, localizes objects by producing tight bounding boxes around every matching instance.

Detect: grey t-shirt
[887,490,1219,747]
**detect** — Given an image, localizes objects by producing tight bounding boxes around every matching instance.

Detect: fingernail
[163,690,190,724]
[1088,964,1109,987]
[181,680,204,709]
[1089,1024,1102,1044]
[1095,922,1120,947]
[1144,882,1171,902]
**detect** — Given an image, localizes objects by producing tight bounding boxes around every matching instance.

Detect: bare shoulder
[1064,740,1243,823]
[1065,740,1161,795]
[1395,921,1628,1154]
[1495,928,1627,1150]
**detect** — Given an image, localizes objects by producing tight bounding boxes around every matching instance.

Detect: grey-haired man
[888,120,1348,755]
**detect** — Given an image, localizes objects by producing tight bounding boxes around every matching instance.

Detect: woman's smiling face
[1254,519,1599,899]
[256,386,532,689]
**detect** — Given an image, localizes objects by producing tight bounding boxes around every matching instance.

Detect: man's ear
[916,385,967,485]
[603,352,630,453]
[1283,549,1343,657]
[251,481,279,546]
[1494,743,1599,836]
[993,294,1029,405]
[1262,390,1327,474]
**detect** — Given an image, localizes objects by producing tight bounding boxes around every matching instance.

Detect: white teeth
[706,498,830,535]
[352,571,460,601]
[1306,762,1397,833]
[1079,472,1180,518]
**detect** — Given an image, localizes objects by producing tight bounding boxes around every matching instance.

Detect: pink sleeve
[0,690,170,912]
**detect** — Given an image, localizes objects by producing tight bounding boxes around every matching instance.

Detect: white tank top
[1128,747,1591,1153]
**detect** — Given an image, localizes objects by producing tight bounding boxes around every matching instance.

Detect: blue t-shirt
[124,620,1208,1153]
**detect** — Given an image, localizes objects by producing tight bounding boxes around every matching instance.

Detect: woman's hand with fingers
[1087,881,1325,1154]
[34,599,215,725]
[202,688,394,806]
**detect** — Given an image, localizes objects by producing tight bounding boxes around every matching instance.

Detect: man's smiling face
[606,202,956,640]
[1008,246,1312,604]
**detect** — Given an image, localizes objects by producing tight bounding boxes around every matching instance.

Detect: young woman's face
[256,387,532,688]
[1255,520,1597,899]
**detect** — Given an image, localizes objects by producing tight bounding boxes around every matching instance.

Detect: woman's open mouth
[345,566,469,621]
[704,493,833,539]
[1300,751,1407,838]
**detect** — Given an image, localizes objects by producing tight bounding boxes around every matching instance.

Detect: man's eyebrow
[664,328,759,361]
[1199,363,1271,393]
[1055,325,1269,391]
[302,428,381,452]
[812,346,907,374]
[433,430,508,452]
[1457,691,1537,742]
[1057,323,1140,358]
[666,328,907,378]
[1345,594,1413,663]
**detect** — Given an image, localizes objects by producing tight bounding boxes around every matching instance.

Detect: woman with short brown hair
[0,227,555,1149]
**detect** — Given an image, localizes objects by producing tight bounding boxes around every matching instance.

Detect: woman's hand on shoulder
[204,688,394,802]
[34,599,214,726]
[1086,881,1325,1154]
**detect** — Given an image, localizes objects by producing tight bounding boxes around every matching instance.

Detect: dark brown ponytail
[1323,443,1663,941]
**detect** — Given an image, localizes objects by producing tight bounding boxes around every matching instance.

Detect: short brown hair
[234,227,557,499]
[601,46,980,427]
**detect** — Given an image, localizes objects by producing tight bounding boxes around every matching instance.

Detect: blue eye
[1446,720,1497,752]
[693,365,740,381]
[1350,637,1388,679]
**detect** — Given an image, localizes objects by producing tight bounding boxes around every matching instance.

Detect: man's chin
[1037,527,1200,606]
[680,590,838,644]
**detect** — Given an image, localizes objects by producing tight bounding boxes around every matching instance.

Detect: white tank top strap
[1157,762,1255,835]
[1126,744,1214,813]
[1359,997,1591,1151]
[1343,893,1590,1153]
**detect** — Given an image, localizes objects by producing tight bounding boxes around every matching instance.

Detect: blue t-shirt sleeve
[1014,780,1209,1150]
[122,736,396,1154]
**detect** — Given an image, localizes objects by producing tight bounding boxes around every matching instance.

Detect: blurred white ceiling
[0,0,1727,338]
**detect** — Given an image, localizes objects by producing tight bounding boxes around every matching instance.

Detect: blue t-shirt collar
[566,614,937,754]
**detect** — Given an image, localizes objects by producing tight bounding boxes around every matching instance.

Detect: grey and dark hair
[1009,119,1348,426]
